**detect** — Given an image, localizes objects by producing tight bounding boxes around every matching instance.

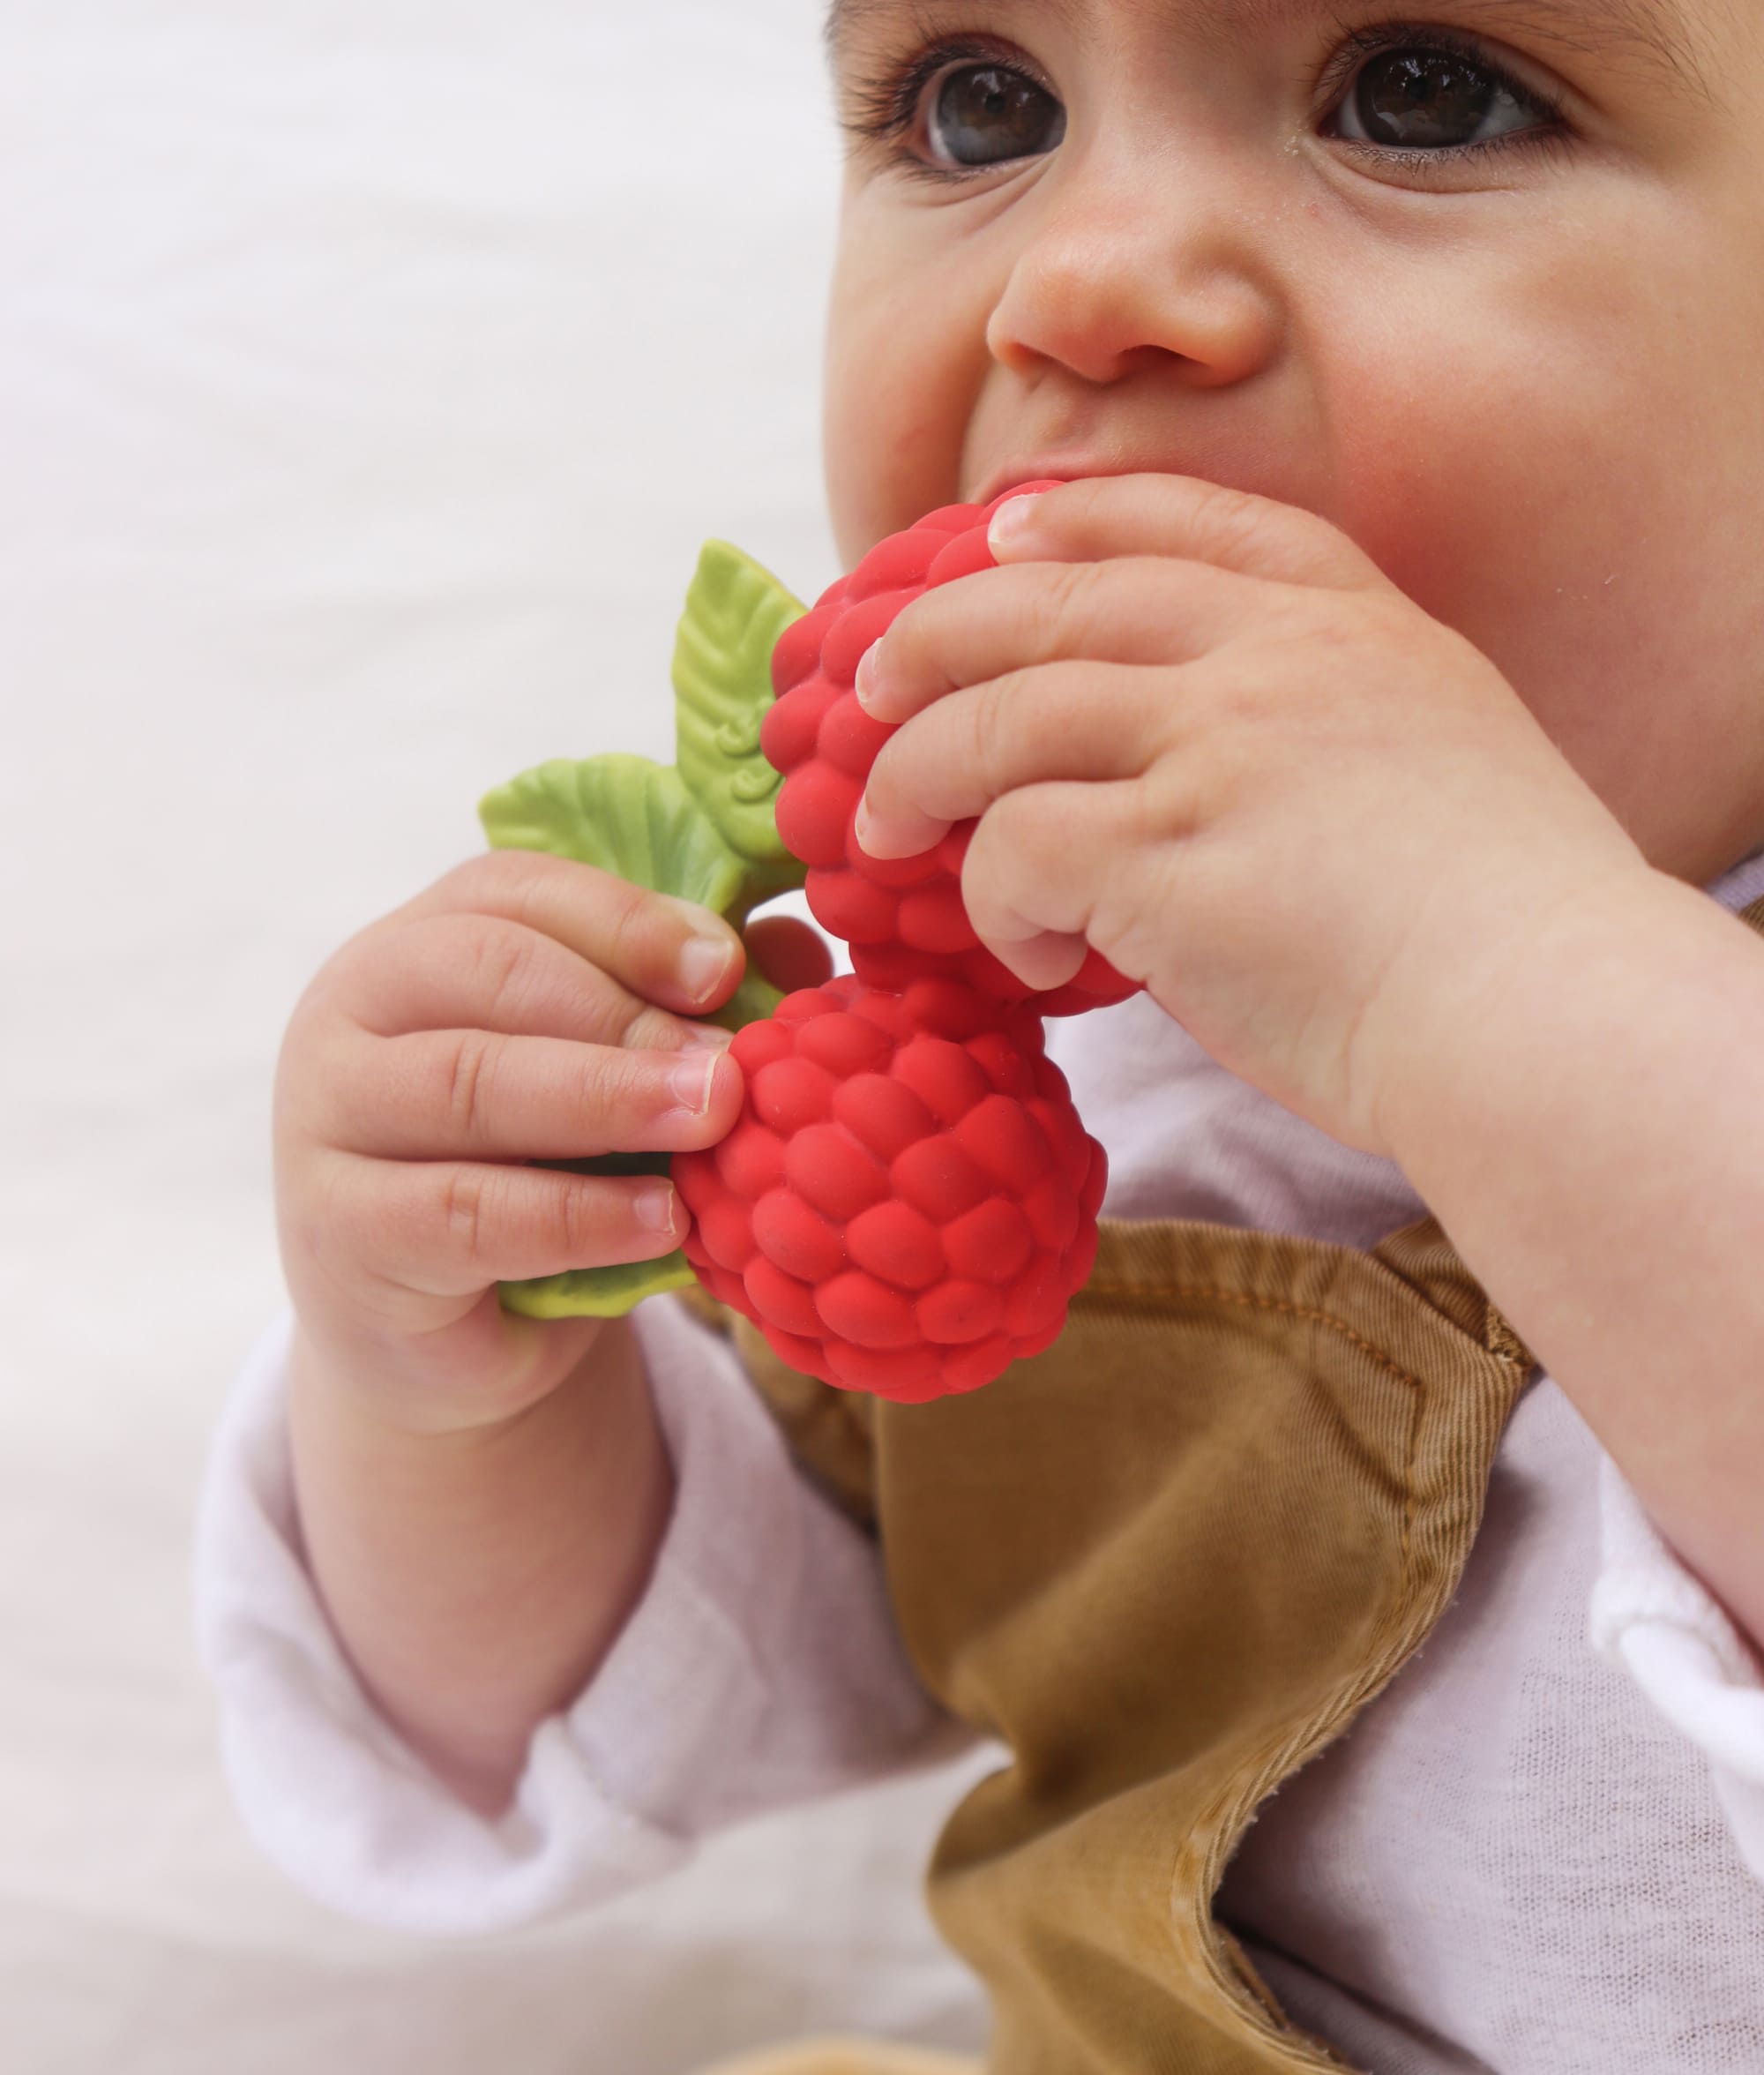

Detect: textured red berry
[670,490,1147,1404]
[759,487,1143,1018]
[676,977,1105,1403]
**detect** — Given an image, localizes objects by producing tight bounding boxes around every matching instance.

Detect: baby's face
[820,1,1764,883]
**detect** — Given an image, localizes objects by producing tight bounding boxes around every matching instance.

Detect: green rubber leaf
[712,966,784,1034]
[480,538,811,1323]
[479,753,747,914]
[673,541,807,887]
[498,1255,697,1321]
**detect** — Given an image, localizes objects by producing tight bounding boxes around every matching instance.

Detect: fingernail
[855,640,885,712]
[677,933,736,1006]
[853,795,878,856]
[987,492,1043,556]
[668,1053,719,1113]
[634,1183,679,1234]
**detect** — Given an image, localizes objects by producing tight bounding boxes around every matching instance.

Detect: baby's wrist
[280,1310,669,1802]
[284,1310,615,1450]
[1364,862,1675,1177]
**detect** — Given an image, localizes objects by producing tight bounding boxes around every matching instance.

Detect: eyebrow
[823,0,1715,103]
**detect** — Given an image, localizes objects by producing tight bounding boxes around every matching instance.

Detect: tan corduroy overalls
[695,893,1764,2075]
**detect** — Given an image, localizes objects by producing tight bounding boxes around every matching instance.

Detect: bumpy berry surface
[674,976,1107,1405]
[761,486,1141,1019]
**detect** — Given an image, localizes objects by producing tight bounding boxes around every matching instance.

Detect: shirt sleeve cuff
[193,1301,944,1939]
[1590,1456,1764,1880]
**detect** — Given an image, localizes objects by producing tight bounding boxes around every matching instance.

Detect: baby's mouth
[972,455,1141,506]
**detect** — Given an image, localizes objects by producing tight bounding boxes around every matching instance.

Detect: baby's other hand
[273,851,754,1435]
[855,473,1651,1158]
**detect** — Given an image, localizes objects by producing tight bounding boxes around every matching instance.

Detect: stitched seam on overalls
[1080,1280,1430,1393]
[1081,1278,1533,1382]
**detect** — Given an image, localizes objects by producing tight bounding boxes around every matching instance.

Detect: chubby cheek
[823,202,996,568]
[1324,308,1761,864]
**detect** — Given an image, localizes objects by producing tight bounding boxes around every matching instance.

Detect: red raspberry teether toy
[676,489,1140,1402]
[483,485,1140,1403]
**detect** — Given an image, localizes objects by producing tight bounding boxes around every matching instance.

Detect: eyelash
[840,19,1572,184]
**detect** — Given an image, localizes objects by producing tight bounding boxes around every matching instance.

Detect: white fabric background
[0,4,992,2067]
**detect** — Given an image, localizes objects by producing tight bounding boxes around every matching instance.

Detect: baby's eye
[1325,37,1557,154]
[924,63,1066,169]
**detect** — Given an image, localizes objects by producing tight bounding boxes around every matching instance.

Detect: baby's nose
[984,158,1282,390]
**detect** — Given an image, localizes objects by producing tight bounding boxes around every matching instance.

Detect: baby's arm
[264,849,739,1810]
[1356,862,1764,1873]
[1372,870,1764,1654]
[285,1311,669,1814]
[198,1289,946,1936]
[197,850,954,1930]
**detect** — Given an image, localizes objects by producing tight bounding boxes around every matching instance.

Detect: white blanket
[0,3,989,2064]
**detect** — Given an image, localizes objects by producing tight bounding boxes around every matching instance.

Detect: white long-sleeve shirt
[194,848,1764,2071]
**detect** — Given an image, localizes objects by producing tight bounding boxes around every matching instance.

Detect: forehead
[825,0,1719,99]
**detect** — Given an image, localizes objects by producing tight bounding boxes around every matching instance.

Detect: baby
[197,3,1764,2071]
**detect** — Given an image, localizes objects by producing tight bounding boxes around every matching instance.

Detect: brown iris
[932,65,1065,165]
[1354,49,1499,147]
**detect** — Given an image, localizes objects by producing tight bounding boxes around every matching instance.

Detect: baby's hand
[273,851,752,1435]
[855,474,1650,1159]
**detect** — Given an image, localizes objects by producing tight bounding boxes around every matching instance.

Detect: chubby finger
[314,1147,688,1301]
[986,473,1389,594]
[399,850,744,1019]
[856,662,1166,861]
[854,555,1255,726]
[333,909,732,1057]
[959,779,1152,990]
[314,1025,744,1162]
